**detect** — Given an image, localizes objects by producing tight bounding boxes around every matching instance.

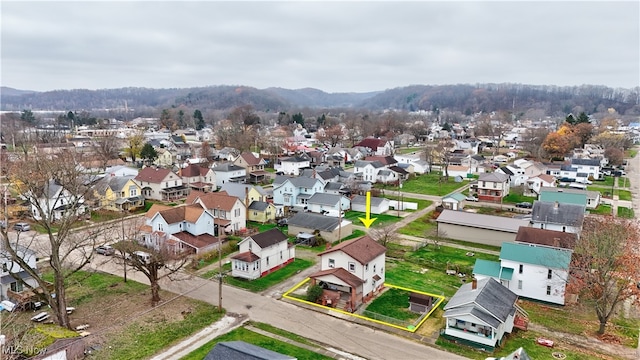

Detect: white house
[186,190,247,233]
[473,242,571,305]
[275,155,311,176]
[442,278,522,350]
[141,203,220,255]
[570,158,602,180]
[354,160,385,183]
[309,235,386,311]
[179,163,216,193]
[496,165,527,187]
[530,201,585,234]
[1,245,39,304]
[524,174,556,197]
[351,195,390,214]
[134,167,188,201]
[211,163,247,188]
[30,179,87,221]
[231,228,295,280]
[272,176,325,213]
[354,138,394,156]
[306,193,350,216]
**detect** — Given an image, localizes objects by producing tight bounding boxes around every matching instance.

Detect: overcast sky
[1,1,639,93]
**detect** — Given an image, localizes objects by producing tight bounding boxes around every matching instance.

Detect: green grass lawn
[616,189,632,201]
[625,149,638,158]
[344,211,402,227]
[617,206,635,218]
[588,204,612,216]
[181,327,332,360]
[248,322,318,347]
[221,258,314,292]
[247,221,279,233]
[502,193,533,204]
[384,173,467,196]
[64,271,149,306]
[397,213,437,237]
[363,288,418,322]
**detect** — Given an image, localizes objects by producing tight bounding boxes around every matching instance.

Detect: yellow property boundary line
[282,278,445,333]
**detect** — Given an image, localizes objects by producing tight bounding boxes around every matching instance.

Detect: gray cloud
[2,1,638,92]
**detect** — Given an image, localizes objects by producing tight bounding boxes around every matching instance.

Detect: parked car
[515,202,533,209]
[465,196,479,202]
[277,218,288,227]
[95,245,115,256]
[13,222,31,232]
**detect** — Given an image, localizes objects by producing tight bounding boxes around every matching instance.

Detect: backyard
[382,172,468,196]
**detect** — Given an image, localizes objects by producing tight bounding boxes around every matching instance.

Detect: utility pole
[217,205,223,312]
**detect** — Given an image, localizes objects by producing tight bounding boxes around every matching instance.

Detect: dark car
[277,218,288,227]
[95,245,115,256]
[515,202,532,209]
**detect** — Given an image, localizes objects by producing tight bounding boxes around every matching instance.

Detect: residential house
[275,155,311,176]
[104,165,139,177]
[435,210,529,247]
[30,179,87,221]
[325,147,365,165]
[354,138,393,156]
[141,203,220,255]
[323,182,344,195]
[153,148,175,167]
[473,242,571,305]
[309,235,386,311]
[204,341,296,360]
[351,195,389,214]
[524,174,556,197]
[1,245,39,305]
[307,193,350,216]
[410,160,431,174]
[442,278,521,350]
[286,212,352,243]
[496,165,527,187]
[179,163,216,193]
[212,163,247,188]
[272,176,325,214]
[513,159,546,178]
[186,190,247,233]
[134,167,188,201]
[443,165,472,179]
[247,201,276,224]
[219,183,269,205]
[441,193,466,211]
[571,158,602,180]
[233,152,269,184]
[93,175,145,212]
[461,155,487,174]
[231,228,294,280]
[514,226,577,250]
[354,160,385,183]
[471,173,510,202]
[539,186,598,209]
[530,201,585,234]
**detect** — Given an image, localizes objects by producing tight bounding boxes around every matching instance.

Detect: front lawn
[588,204,612,216]
[363,288,419,323]
[181,326,332,360]
[502,193,533,204]
[618,206,635,218]
[384,173,468,196]
[397,213,437,237]
[616,189,632,201]
[222,258,314,292]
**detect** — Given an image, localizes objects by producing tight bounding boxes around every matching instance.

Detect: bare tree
[568,217,640,335]
[435,139,455,181]
[1,151,100,329]
[94,137,122,170]
[369,225,397,248]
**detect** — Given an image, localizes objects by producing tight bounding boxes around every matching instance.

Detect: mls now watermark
[2,344,47,356]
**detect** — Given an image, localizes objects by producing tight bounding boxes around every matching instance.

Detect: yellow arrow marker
[358,191,377,228]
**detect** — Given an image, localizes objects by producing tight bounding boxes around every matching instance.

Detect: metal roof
[473,259,514,280]
[436,209,529,233]
[500,242,571,269]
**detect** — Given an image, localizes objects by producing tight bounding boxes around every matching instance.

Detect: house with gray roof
[205,341,296,360]
[231,228,294,280]
[30,179,88,221]
[442,278,522,350]
[354,160,386,183]
[530,201,585,234]
[307,193,350,216]
[247,201,276,224]
[211,162,247,188]
[275,154,310,176]
[435,209,529,246]
[472,172,510,202]
[286,212,352,243]
[272,176,325,212]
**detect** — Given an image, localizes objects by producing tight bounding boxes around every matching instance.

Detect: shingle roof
[436,209,529,233]
[308,267,365,288]
[239,152,264,166]
[248,201,271,211]
[365,156,397,165]
[287,212,344,231]
[515,226,577,249]
[180,164,210,177]
[156,203,206,224]
[274,176,320,189]
[248,228,289,249]
[571,158,600,166]
[531,201,585,227]
[354,138,387,150]
[231,251,261,262]
[443,278,518,326]
[500,242,571,269]
[324,182,343,191]
[478,172,510,182]
[135,167,173,183]
[173,231,219,249]
[187,190,240,212]
[351,195,387,207]
[318,235,386,265]
[219,183,267,199]
[308,193,342,206]
[204,341,295,360]
[213,163,245,172]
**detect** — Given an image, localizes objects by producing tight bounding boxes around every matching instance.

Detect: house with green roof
[441,193,467,211]
[538,186,597,207]
[473,242,571,305]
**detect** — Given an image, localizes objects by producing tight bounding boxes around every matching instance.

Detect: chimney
[471,277,478,290]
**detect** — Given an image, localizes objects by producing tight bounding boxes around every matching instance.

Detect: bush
[306,284,323,303]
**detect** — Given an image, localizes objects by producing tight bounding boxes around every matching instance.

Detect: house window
[235,208,240,217]
[253,211,258,216]
[493,183,497,188]
[373,264,376,273]
[548,269,553,280]
[365,264,369,271]
[519,264,523,274]
[266,257,269,266]
[546,285,551,296]
[562,226,566,232]
[158,224,163,231]
[518,280,523,290]
[482,181,486,187]
[10,281,23,293]
[328,259,335,268]
[280,251,283,259]
[348,262,356,272]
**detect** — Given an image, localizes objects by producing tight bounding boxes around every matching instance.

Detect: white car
[465,196,479,202]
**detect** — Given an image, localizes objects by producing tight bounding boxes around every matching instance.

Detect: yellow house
[94,175,145,212]
[153,148,175,167]
[247,201,276,224]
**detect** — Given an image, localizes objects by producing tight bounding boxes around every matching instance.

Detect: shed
[408,292,434,313]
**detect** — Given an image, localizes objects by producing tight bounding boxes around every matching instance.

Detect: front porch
[160,185,189,201]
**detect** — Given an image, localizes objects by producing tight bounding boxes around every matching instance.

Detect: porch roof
[309,267,364,288]
[231,251,260,262]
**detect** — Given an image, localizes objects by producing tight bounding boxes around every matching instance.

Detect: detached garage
[351,195,390,214]
[287,212,353,243]
[435,209,529,247]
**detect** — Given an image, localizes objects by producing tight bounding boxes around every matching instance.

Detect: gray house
[530,201,585,234]
[287,212,353,243]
